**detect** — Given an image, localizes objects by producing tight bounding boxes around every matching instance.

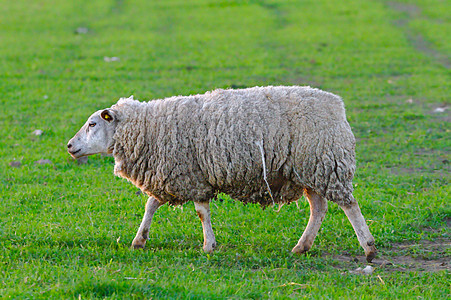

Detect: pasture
[0,0,449,298]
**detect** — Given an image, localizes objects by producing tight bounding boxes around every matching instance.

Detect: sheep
[67,86,377,262]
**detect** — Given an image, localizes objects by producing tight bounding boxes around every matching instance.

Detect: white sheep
[67,86,377,262]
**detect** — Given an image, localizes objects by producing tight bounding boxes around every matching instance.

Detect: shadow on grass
[3,233,345,272]
[4,236,121,249]
[72,280,219,299]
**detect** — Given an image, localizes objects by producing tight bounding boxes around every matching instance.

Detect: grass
[0,0,449,298]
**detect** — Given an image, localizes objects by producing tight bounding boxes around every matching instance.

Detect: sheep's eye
[89,122,96,127]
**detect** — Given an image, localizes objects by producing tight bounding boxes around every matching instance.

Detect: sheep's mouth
[69,149,81,157]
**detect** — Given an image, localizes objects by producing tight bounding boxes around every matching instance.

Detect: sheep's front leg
[194,201,216,253]
[131,196,162,249]
[292,188,327,254]
[340,200,377,262]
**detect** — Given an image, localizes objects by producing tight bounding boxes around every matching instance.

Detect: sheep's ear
[101,109,115,122]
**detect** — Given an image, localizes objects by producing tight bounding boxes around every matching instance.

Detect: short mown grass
[0,0,449,298]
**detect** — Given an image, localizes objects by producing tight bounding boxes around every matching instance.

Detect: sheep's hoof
[131,238,146,249]
[203,242,216,254]
[132,244,145,249]
[365,247,377,263]
[291,244,310,254]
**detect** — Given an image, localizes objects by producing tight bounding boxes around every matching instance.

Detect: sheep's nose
[67,143,72,149]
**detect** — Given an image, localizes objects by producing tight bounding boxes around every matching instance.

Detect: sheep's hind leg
[194,201,216,253]
[292,188,327,254]
[131,196,162,249]
[340,200,377,262]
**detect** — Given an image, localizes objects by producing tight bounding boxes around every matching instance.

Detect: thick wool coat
[112,86,356,206]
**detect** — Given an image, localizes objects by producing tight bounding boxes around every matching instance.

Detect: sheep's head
[67,109,118,158]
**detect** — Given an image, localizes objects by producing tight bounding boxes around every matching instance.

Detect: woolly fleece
[111,86,356,206]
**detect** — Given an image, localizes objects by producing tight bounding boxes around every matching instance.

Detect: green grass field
[1,0,449,298]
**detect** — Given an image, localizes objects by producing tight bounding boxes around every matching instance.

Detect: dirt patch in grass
[387,167,424,175]
[386,1,450,69]
[330,237,450,272]
[387,2,420,16]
